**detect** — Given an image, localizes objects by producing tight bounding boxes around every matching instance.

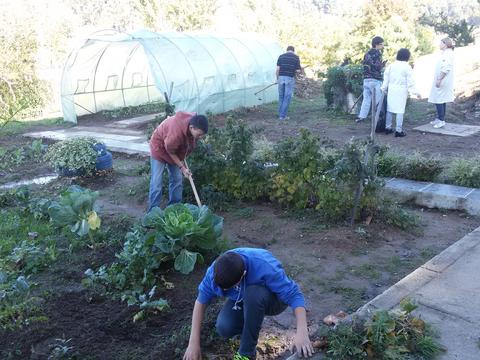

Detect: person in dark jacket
[276,46,301,120]
[183,248,313,360]
[356,36,385,122]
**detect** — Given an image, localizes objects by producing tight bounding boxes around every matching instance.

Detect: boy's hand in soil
[183,344,201,360]
[291,330,314,358]
[291,307,314,357]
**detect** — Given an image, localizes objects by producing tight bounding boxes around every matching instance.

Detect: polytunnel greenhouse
[61,29,283,123]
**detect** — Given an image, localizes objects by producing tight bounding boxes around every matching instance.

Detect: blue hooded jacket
[197,248,305,309]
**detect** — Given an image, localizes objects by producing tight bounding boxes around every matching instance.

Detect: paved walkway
[359,225,480,360]
[413,122,480,137]
[23,114,155,156]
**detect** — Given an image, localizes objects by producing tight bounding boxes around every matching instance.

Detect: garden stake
[184,160,202,207]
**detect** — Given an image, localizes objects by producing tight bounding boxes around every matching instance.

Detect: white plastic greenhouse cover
[61,29,283,123]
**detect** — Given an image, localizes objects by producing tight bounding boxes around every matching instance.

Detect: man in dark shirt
[276,46,301,120]
[356,36,385,122]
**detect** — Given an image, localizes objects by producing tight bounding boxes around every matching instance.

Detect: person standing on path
[356,36,385,122]
[147,111,208,211]
[428,37,455,129]
[276,46,301,121]
[183,248,313,360]
[380,48,420,137]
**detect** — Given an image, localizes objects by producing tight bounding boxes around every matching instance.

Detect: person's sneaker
[385,128,393,135]
[433,120,446,128]
[355,117,366,123]
[233,352,255,360]
[430,118,440,125]
[395,131,406,137]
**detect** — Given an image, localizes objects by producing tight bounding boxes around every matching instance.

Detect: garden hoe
[183,160,202,207]
[254,82,278,101]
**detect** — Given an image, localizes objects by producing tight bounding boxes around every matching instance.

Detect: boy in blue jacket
[183,248,313,360]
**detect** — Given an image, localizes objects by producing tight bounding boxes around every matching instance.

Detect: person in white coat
[380,48,419,137]
[428,37,455,129]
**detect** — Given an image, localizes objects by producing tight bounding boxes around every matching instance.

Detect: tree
[0,2,49,125]
[351,0,434,63]
[418,0,480,46]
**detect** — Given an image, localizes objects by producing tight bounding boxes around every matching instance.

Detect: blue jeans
[147,158,183,211]
[358,79,382,119]
[278,76,295,119]
[216,285,287,357]
[435,103,446,121]
[386,112,404,132]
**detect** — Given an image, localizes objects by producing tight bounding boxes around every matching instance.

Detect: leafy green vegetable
[85,203,227,320]
[48,185,101,237]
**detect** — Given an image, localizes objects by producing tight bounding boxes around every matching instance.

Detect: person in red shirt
[148,111,208,211]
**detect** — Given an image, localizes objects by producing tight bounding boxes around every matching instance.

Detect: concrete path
[413,122,480,137]
[384,177,480,216]
[23,113,161,155]
[359,225,480,360]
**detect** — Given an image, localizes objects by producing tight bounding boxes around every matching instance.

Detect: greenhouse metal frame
[61,29,282,123]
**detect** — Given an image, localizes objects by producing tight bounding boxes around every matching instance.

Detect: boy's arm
[291,306,313,357]
[183,300,207,360]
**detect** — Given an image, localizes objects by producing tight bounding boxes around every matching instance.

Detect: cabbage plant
[48,185,101,237]
[142,203,224,274]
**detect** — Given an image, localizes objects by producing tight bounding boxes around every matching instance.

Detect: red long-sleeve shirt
[149,111,196,164]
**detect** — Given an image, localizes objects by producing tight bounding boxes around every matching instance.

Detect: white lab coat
[428,48,454,104]
[381,61,417,114]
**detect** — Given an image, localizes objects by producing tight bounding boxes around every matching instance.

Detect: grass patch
[331,286,366,312]
[0,117,64,136]
[349,264,381,280]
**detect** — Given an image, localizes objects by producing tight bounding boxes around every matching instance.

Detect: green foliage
[0,140,45,171]
[102,101,166,120]
[325,323,367,359]
[324,299,443,359]
[419,0,480,47]
[351,0,433,64]
[44,137,99,175]
[48,185,101,238]
[85,203,226,316]
[0,207,58,330]
[377,150,443,182]
[189,117,270,202]
[271,129,334,209]
[444,157,480,188]
[0,275,46,331]
[271,133,381,222]
[142,204,224,274]
[322,65,363,108]
[375,199,419,231]
[162,0,220,31]
[0,4,49,126]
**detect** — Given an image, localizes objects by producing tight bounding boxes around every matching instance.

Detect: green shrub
[375,199,419,231]
[44,137,99,175]
[189,117,270,202]
[377,151,443,182]
[271,129,334,209]
[322,64,363,108]
[251,136,275,163]
[444,157,480,188]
